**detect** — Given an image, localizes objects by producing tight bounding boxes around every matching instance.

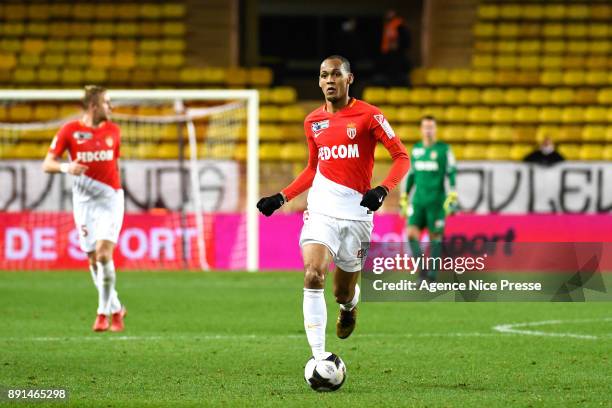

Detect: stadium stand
[363,1,612,161]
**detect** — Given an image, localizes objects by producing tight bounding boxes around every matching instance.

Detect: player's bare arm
[42,152,88,176]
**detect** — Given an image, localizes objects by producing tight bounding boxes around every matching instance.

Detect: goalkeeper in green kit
[400,115,457,282]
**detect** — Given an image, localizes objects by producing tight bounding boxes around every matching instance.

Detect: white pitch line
[0,332,497,343]
[493,317,612,340]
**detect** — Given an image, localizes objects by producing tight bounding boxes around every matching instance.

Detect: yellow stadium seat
[12,143,47,159]
[587,56,608,70]
[139,23,162,37]
[259,124,283,142]
[179,68,202,84]
[539,107,562,123]
[163,3,186,18]
[387,88,411,104]
[541,56,563,69]
[0,53,16,70]
[409,68,426,86]
[481,88,504,105]
[68,54,89,67]
[201,67,225,83]
[448,69,472,86]
[496,55,518,70]
[582,126,606,142]
[574,89,598,105]
[467,107,491,124]
[559,126,582,143]
[374,145,391,162]
[163,23,186,36]
[162,39,185,52]
[472,70,495,86]
[259,143,282,161]
[444,107,468,123]
[557,144,579,160]
[362,87,386,105]
[584,107,607,123]
[394,107,420,123]
[224,67,248,86]
[396,125,419,142]
[137,54,159,67]
[545,5,566,19]
[478,4,498,19]
[421,106,445,121]
[540,71,562,86]
[500,4,521,19]
[113,53,136,69]
[0,39,21,53]
[33,104,59,121]
[465,126,489,142]
[518,40,540,54]
[281,125,304,141]
[462,144,487,160]
[589,41,610,55]
[140,4,162,19]
[408,88,433,105]
[543,24,564,37]
[490,126,514,142]
[378,106,398,121]
[603,146,612,161]
[8,105,33,121]
[433,88,456,104]
[271,87,297,104]
[609,109,612,124]
[451,145,465,160]
[597,88,612,104]
[578,144,604,161]
[38,68,60,84]
[93,23,114,36]
[566,24,587,38]
[562,56,584,70]
[281,143,309,162]
[280,105,305,122]
[473,23,495,38]
[425,69,448,85]
[528,88,550,105]
[486,144,512,160]
[515,127,536,143]
[536,126,560,142]
[4,4,27,20]
[13,69,36,84]
[562,71,584,86]
[567,4,590,19]
[510,144,533,161]
[457,88,480,105]
[441,126,466,143]
[567,41,588,55]
[4,23,25,37]
[561,107,584,124]
[115,23,138,37]
[22,39,46,54]
[472,54,493,69]
[585,71,607,86]
[83,69,107,83]
[491,107,514,123]
[589,24,608,38]
[233,144,247,161]
[544,40,565,52]
[160,54,184,67]
[550,88,574,105]
[515,107,539,123]
[94,4,116,20]
[497,23,519,38]
[504,88,528,105]
[158,143,179,159]
[28,4,50,20]
[248,67,273,87]
[60,68,83,84]
[518,55,540,71]
[522,5,544,20]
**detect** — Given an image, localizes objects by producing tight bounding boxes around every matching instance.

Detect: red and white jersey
[282,98,410,221]
[49,120,122,201]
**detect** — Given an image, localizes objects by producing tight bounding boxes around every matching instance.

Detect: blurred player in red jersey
[257,56,410,360]
[42,86,126,332]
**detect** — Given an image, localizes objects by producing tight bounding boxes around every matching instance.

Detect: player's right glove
[399,192,409,217]
[257,193,285,217]
[360,186,388,212]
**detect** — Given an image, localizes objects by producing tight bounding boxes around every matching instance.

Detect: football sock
[428,239,442,281]
[303,288,326,360]
[409,239,426,278]
[90,263,122,315]
[97,261,116,315]
[339,283,360,311]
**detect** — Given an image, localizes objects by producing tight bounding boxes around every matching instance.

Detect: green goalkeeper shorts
[407,201,446,234]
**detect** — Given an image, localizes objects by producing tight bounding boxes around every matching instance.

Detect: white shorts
[73,190,125,253]
[299,211,373,272]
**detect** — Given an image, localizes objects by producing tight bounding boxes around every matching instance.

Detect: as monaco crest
[105,137,114,148]
[346,122,357,139]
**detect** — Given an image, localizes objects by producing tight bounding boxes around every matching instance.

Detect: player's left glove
[443,191,458,215]
[257,193,285,216]
[360,186,388,212]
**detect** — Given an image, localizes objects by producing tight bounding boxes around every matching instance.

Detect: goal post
[0,89,260,272]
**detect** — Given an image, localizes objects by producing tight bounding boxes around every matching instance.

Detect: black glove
[257,193,285,216]
[360,186,388,212]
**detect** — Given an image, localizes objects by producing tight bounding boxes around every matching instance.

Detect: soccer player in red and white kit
[42,85,126,332]
[257,56,410,360]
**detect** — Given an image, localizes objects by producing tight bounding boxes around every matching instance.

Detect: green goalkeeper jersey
[405,141,456,205]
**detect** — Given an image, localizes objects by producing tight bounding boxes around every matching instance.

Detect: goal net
[0,90,259,272]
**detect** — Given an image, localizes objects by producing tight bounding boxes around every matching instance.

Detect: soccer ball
[304,352,346,392]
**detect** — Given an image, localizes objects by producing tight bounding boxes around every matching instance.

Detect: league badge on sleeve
[373,114,395,139]
[311,120,329,138]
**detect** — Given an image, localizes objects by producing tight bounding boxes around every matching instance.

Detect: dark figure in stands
[523,136,565,166]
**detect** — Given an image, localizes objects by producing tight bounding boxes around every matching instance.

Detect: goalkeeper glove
[360,186,388,212]
[443,191,458,215]
[257,193,285,217]
[399,192,409,217]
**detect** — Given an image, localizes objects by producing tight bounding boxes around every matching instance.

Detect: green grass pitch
[1,271,610,407]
